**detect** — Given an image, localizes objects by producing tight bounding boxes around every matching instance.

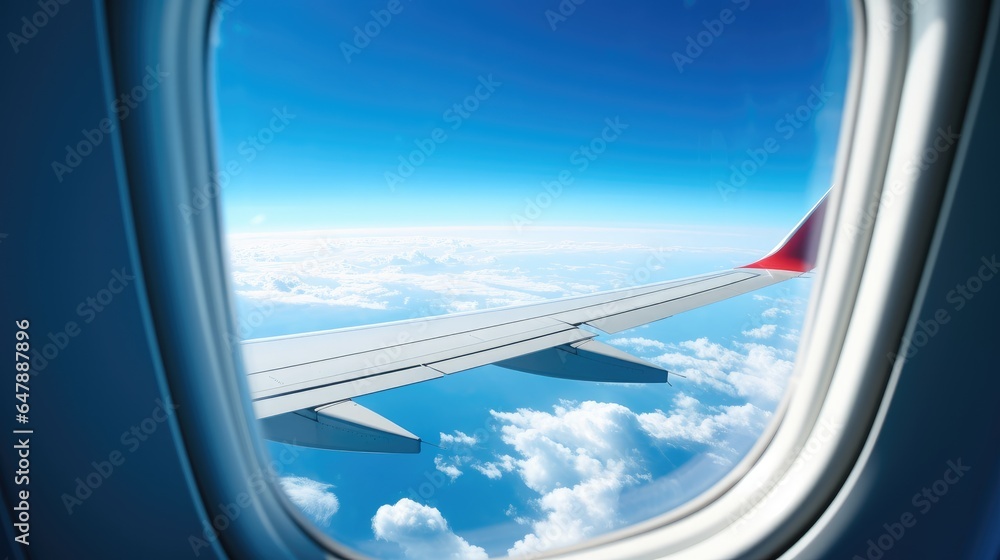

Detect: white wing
[244,193,829,452]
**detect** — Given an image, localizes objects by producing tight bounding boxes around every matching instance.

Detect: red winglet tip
[740,192,829,273]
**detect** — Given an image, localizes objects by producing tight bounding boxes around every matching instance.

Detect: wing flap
[260,400,421,453]
[496,339,668,383]
[428,327,595,375]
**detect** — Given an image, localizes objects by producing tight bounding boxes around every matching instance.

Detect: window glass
[214,1,851,557]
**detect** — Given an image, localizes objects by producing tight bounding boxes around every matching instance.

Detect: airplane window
[212,1,851,557]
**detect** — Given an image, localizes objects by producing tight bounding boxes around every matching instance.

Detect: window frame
[102,0,989,557]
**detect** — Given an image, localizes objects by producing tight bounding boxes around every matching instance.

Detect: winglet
[740,190,830,273]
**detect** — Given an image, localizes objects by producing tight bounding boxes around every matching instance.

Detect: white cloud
[637,392,771,450]
[472,454,516,480]
[492,401,650,556]
[225,230,757,322]
[434,456,464,481]
[435,431,488,481]
[726,342,794,401]
[227,234,645,313]
[487,396,773,555]
[752,293,806,307]
[473,462,503,479]
[742,324,777,339]
[606,337,667,353]
[761,306,790,319]
[279,476,340,527]
[372,499,487,560]
[491,396,767,556]
[650,337,794,403]
[439,430,478,449]
[782,329,801,343]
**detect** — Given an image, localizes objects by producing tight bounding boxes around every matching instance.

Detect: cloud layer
[489,394,771,556]
[226,229,765,332]
[279,476,340,527]
[646,337,795,403]
[372,499,488,560]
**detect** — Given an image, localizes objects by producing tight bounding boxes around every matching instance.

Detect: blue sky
[214,0,849,233]
[214,1,851,557]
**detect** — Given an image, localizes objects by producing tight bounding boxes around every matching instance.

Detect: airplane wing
[243,192,828,452]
